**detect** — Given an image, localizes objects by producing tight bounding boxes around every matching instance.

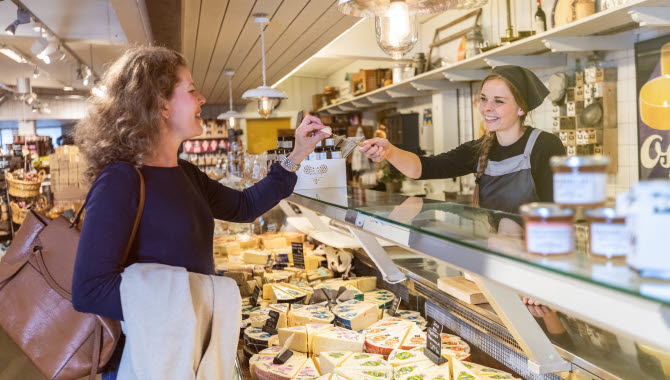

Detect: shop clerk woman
[359,65,566,213]
[71,47,327,379]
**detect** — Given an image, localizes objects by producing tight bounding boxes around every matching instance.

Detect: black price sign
[292,242,305,269]
[249,285,261,307]
[425,318,446,366]
[262,310,280,335]
[387,296,401,317]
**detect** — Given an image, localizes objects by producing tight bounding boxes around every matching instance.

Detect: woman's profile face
[479,78,522,134]
[164,66,207,140]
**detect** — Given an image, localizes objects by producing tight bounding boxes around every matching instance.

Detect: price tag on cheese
[249,285,261,307]
[387,296,401,317]
[425,318,446,365]
[262,310,280,335]
[292,242,305,269]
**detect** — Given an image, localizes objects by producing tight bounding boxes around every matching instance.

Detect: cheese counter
[267,186,670,380]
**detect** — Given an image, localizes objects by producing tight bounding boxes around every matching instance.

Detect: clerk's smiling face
[164,66,207,140]
[479,78,524,133]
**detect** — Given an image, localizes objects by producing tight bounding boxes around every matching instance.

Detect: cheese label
[425,320,445,365]
[250,285,261,307]
[292,242,305,269]
[263,310,280,335]
[388,297,401,317]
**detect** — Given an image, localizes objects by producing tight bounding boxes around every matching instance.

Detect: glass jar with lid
[550,155,610,208]
[521,203,575,255]
[585,208,628,258]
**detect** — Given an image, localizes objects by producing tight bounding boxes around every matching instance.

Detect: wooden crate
[351,70,379,96]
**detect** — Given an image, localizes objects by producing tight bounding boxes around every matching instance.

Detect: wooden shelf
[316,0,669,114]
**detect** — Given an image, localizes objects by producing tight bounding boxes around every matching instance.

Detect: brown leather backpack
[0,167,145,380]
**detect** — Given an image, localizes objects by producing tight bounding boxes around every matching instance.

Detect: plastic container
[585,208,628,258]
[550,155,610,207]
[521,203,575,255]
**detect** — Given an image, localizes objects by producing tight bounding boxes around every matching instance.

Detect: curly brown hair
[74,46,187,181]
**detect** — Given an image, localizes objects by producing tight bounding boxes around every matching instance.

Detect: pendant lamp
[242,15,287,119]
[217,70,244,127]
[337,0,452,59]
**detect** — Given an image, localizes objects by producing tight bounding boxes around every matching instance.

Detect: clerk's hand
[288,113,329,164]
[359,138,394,162]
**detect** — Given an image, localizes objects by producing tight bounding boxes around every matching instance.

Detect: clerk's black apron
[478,129,541,213]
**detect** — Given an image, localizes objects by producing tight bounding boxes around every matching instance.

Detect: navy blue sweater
[72,160,297,320]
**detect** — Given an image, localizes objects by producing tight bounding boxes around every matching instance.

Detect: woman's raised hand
[290,113,329,164]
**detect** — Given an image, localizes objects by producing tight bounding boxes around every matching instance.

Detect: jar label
[554,172,606,204]
[590,222,629,258]
[526,222,574,255]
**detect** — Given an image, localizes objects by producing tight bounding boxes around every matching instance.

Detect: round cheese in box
[244,326,276,354]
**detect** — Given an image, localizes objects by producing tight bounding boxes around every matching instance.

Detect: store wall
[0,98,87,121]
[237,76,325,149]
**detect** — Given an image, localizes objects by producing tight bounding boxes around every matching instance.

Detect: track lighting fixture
[5,7,30,36]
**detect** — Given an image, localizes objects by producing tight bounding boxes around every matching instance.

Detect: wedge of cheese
[332,300,379,331]
[277,283,313,303]
[254,353,308,380]
[307,324,334,353]
[289,305,335,327]
[394,310,427,330]
[294,357,321,379]
[244,326,276,354]
[354,276,378,293]
[387,349,434,368]
[395,364,451,380]
[245,250,271,265]
[335,353,393,377]
[318,352,353,375]
[334,368,393,379]
[249,304,289,329]
[307,267,334,282]
[452,360,519,380]
[249,347,284,380]
[262,236,289,250]
[312,327,365,354]
[438,333,471,361]
[364,319,426,357]
[278,326,308,353]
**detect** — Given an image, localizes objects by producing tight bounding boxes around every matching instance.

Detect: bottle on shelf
[535,0,547,33]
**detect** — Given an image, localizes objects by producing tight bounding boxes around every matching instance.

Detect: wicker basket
[6,172,42,198]
[10,201,28,225]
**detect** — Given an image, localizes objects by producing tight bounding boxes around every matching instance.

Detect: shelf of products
[317,0,670,114]
[286,187,670,357]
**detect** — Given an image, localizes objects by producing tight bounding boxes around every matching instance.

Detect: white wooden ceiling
[180,0,360,104]
[0,0,363,105]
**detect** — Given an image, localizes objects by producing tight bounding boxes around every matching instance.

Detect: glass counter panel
[293,187,439,210]
[352,194,670,307]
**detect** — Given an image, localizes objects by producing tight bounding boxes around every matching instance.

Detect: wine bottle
[535,0,547,33]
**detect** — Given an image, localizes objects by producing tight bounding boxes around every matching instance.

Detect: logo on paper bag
[302,164,329,184]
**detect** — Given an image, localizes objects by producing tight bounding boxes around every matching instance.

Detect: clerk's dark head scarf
[489,65,549,112]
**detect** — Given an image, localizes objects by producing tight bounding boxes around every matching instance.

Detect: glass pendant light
[338,0,453,59]
[217,70,244,127]
[242,15,287,119]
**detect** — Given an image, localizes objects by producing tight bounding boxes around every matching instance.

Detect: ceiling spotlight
[5,7,30,36]
[76,67,83,80]
[242,16,287,118]
[37,40,58,64]
[63,86,73,91]
[41,104,51,114]
[32,66,40,79]
[5,22,17,35]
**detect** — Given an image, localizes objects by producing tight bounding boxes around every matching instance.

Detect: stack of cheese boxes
[49,145,88,206]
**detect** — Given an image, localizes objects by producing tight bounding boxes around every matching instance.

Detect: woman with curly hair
[71,46,327,379]
[358,65,565,213]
